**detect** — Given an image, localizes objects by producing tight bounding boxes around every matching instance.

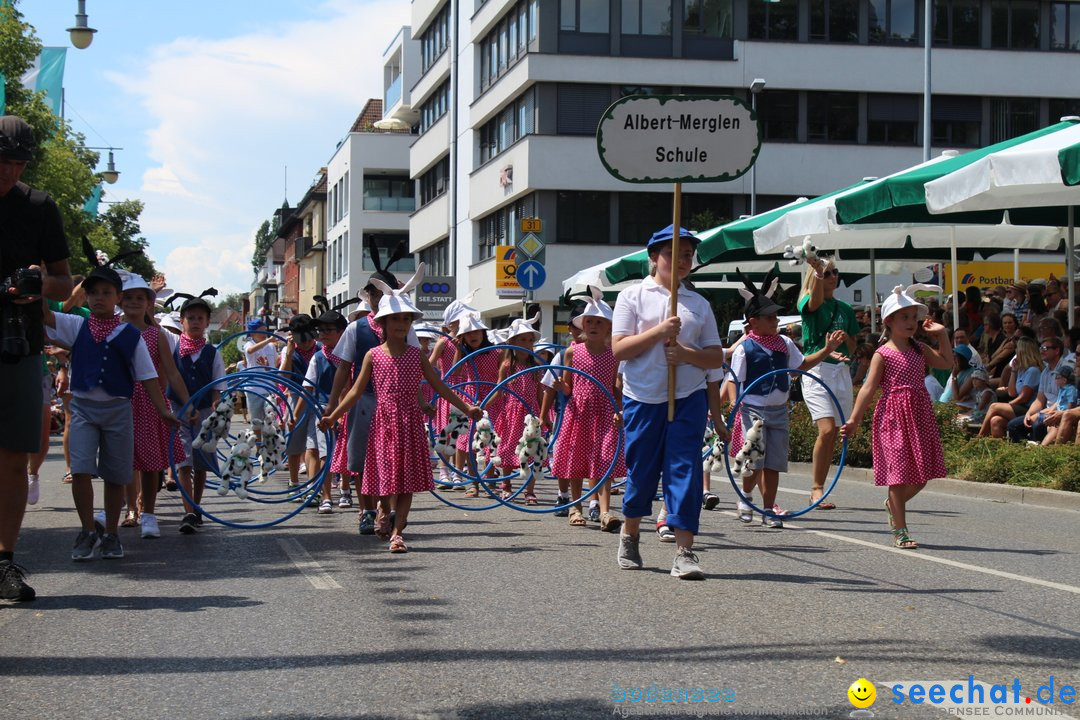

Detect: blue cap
[246,318,267,331]
[953,344,973,362]
[646,225,700,249]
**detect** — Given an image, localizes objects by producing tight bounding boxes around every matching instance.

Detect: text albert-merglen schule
[622,112,742,164]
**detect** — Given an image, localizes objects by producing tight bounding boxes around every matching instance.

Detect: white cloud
[104,0,408,295]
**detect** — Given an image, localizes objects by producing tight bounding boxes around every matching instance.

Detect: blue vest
[347,319,380,394]
[308,352,339,402]
[743,338,790,397]
[285,343,319,384]
[169,343,218,410]
[70,320,141,398]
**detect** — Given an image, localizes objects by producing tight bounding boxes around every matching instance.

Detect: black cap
[316,309,347,331]
[744,295,785,318]
[83,266,123,293]
[288,313,318,342]
[180,296,212,316]
[0,116,34,162]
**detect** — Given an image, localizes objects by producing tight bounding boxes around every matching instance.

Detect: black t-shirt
[0,181,70,353]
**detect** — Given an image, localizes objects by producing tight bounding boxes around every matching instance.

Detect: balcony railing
[363,195,416,212]
[385,75,403,110]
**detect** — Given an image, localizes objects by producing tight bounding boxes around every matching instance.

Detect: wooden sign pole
[668,182,682,422]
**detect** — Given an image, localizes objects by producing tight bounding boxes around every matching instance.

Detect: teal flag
[21,47,66,116]
[0,71,6,114]
[83,184,103,216]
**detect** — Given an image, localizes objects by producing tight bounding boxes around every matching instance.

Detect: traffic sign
[520,217,542,233]
[517,260,546,291]
[517,232,544,259]
[495,245,524,298]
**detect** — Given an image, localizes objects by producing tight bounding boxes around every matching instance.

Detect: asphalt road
[2,436,1077,720]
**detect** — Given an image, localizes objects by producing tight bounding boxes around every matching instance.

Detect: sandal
[599,512,622,533]
[568,506,587,527]
[120,510,138,528]
[499,480,513,500]
[810,489,836,510]
[464,485,479,498]
[374,507,392,540]
[389,535,408,553]
[892,527,918,550]
[62,472,73,484]
[884,498,896,531]
[524,492,538,505]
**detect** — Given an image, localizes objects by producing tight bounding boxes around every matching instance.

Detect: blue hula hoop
[723,367,847,519]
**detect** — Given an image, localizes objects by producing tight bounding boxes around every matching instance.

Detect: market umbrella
[922,117,1080,326]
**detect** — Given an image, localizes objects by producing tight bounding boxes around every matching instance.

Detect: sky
[19,0,409,296]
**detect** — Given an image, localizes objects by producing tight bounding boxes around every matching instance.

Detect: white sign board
[596,95,761,184]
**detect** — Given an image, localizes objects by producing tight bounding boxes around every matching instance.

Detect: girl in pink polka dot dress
[118,272,192,538]
[842,285,952,550]
[493,315,544,504]
[320,271,481,554]
[549,290,625,533]
[447,313,501,498]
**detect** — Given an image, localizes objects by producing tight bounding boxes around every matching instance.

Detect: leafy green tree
[251,218,279,272]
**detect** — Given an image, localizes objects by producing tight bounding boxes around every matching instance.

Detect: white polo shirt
[612,275,723,405]
[47,314,157,402]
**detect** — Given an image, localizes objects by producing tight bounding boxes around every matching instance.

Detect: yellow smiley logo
[848,678,876,708]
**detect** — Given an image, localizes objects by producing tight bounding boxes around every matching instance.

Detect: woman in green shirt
[797,256,859,510]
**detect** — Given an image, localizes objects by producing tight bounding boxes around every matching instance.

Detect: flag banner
[82,184,103,216]
[21,47,67,115]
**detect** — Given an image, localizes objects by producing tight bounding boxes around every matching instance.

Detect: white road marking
[276,538,341,590]
[717,511,1080,596]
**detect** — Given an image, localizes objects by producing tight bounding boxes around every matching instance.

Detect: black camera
[0,267,42,301]
[0,268,41,363]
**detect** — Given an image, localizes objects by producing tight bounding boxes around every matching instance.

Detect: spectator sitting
[978,336,1042,438]
[962,286,983,339]
[940,344,977,411]
[962,369,996,426]
[953,329,983,368]
[1006,336,1065,444]
[1003,281,1028,320]
[1039,364,1078,446]
[984,312,1017,385]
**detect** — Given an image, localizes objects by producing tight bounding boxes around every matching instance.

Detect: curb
[784,461,1080,512]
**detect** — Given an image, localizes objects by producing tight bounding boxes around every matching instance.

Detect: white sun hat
[371,263,426,321]
[455,311,489,336]
[413,322,441,339]
[572,285,614,329]
[118,270,153,297]
[503,312,541,341]
[443,289,479,327]
[880,283,941,322]
[156,311,182,333]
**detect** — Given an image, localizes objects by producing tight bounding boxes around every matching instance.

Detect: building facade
[396,0,1080,340]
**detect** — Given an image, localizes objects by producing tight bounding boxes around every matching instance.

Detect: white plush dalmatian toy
[192,394,235,451]
[731,414,766,478]
[701,427,725,475]
[783,235,818,267]
[434,407,469,457]
[253,417,286,480]
[471,411,502,468]
[219,438,255,499]
[515,414,548,469]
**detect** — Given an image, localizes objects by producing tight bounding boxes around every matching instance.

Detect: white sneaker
[140,513,160,539]
[26,475,39,505]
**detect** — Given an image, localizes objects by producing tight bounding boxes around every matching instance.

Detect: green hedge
[787,398,1080,492]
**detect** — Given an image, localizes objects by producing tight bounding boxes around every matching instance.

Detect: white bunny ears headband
[370,262,427,321]
[881,283,942,322]
[572,285,613,329]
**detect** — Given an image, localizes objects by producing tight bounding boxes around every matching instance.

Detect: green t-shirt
[798,294,859,364]
[48,299,90,319]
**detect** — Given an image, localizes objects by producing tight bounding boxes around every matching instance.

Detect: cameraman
[0,115,74,602]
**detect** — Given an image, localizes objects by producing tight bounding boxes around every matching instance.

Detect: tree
[2,1,157,279]
[251,218,279,272]
[214,292,247,312]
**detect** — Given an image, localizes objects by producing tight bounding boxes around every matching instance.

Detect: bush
[786,396,1080,492]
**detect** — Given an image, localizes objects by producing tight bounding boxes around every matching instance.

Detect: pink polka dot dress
[549,344,626,480]
[132,325,185,471]
[494,359,542,469]
[328,350,351,475]
[455,348,502,453]
[433,339,459,433]
[362,345,435,496]
[872,342,946,486]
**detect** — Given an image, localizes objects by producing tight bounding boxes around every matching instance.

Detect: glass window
[362,236,413,272]
[1051,2,1080,50]
[933,95,982,146]
[1050,98,1080,120]
[757,90,798,141]
[810,0,858,42]
[419,239,450,276]
[934,0,981,47]
[869,0,917,43]
[807,92,858,142]
[478,88,536,162]
[684,0,733,37]
[419,157,450,207]
[618,192,671,245]
[558,191,610,243]
[480,0,537,91]
[561,0,610,32]
[748,0,798,40]
[989,97,1037,143]
[622,0,673,35]
[420,5,451,72]
[992,0,1040,48]
[867,94,919,145]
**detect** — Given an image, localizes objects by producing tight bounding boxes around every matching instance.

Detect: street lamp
[78,146,122,183]
[749,78,766,216]
[67,1,97,50]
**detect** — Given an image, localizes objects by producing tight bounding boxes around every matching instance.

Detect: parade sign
[596,95,761,184]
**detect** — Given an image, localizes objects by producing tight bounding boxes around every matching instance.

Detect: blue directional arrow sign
[517,260,546,291]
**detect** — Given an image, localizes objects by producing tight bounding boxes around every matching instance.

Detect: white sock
[589,499,599,510]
